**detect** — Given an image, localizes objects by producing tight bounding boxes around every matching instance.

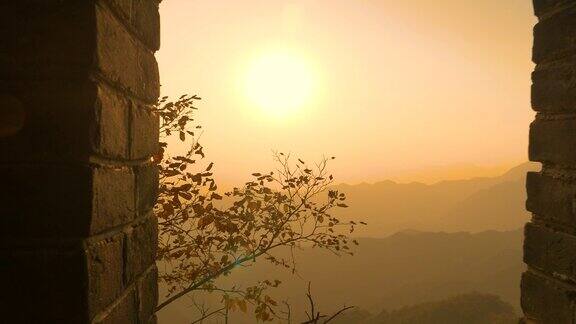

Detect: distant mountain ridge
[332,293,517,324]
[333,162,539,237]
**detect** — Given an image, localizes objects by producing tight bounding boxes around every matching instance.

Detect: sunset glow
[243,51,315,118]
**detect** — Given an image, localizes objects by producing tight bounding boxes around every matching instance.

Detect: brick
[524,223,576,280]
[124,215,158,284]
[526,172,576,226]
[93,84,130,159]
[0,2,159,102]
[104,0,161,51]
[136,164,159,212]
[0,247,89,323]
[533,0,576,18]
[529,117,576,164]
[521,271,576,323]
[132,0,161,50]
[87,235,125,315]
[130,104,159,159]
[0,165,137,238]
[92,166,136,233]
[533,5,576,64]
[95,290,138,324]
[96,4,160,103]
[532,56,576,112]
[0,80,139,163]
[137,265,159,323]
[0,80,95,163]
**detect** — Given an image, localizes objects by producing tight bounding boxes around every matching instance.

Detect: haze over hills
[158,162,533,323]
[333,162,539,237]
[332,293,517,324]
[159,229,524,323]
[387,162,523,185]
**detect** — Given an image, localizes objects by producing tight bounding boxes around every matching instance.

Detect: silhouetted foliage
[153,95,363,322]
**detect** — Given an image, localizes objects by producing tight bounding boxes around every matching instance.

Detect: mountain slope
[333,162,539,236]
[332,293,517,324]
[158,229,524,323]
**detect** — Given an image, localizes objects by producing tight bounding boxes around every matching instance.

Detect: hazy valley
[159,162,535,323]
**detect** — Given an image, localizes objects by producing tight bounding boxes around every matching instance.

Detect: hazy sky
[158,0,537,185]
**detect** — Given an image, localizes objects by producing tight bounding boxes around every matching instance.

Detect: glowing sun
[244,51,315,118]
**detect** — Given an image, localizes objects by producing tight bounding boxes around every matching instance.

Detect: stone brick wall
[523,1,576,323]
[0,1,160,323]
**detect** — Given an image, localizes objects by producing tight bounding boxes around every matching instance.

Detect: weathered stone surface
[95,290,138,324]
[524,223,576,281]
[0,164,137,238]
[521,271,576,323]
[0,247,89,323]
[137,265,159,323]
[93,83,131,159]
[529,117,576,164]
[524,1,576,322]
[136,164,159,212]
[0,80,140,163]
[533,4,576,64]
[532,56,576,112]
[87,235,125,316]
[533,0,576,18]
[96,4,159,102]
[92,166,136,233]
[124,215,158,284]
[104,0,161,51]
[130,103,159,159]
[526,172,576,227]
[1,0,160,320]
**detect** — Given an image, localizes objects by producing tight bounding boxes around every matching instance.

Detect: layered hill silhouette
[332,293,517,324]
[333,162,539,237]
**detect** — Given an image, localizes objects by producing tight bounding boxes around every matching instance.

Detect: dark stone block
[532,56,576,112]
[0,164,137,238]
[521,271,576,323]
[524,223,576,280]
[130,104,159,159]
[533,0,575,18]
[136,164,159,212]
[96,4,160,103]
[105,0,161,51]
[533,5,576,64]
[124,215,158,284]
[94,290,138,324]
[0,80,138,163]
[526,172,576,226]
[137,265,159,323]
[92,166,136,234]
[132,0,161,51]
[529,117,576,164]
[93,83,131,159]
[87,235,125,315]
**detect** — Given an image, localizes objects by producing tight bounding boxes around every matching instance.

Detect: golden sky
[157,0,537,186]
